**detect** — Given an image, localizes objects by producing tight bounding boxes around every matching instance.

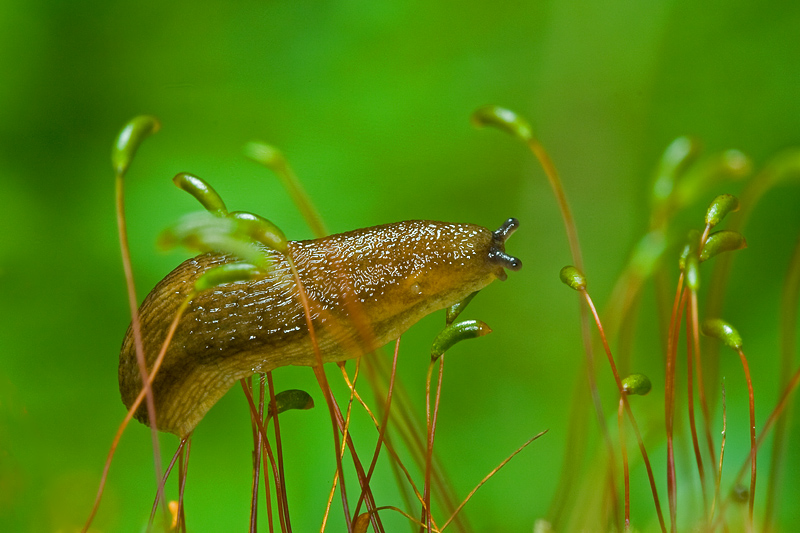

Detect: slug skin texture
[119,219,520,436]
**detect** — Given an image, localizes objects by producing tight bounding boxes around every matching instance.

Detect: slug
[119,218,521,437]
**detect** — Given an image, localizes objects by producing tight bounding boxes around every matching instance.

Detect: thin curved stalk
[353,339,401,518]
[763,233,800,531]
[664,275,686,533]
[686,303,709,518]
[115,173,166,524]
[582,289,666,533]
[82,296,192,533]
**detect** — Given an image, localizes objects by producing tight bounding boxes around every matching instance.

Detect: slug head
[488,217,522,280]
[298,219,522,337]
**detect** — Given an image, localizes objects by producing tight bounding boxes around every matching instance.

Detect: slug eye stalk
[493,217,520,242]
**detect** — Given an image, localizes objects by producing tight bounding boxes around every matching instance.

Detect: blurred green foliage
[1,1,799,531]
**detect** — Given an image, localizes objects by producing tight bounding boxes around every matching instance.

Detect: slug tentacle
[119,219,521,436]
[493,217,520,242]
[488,249,523,274]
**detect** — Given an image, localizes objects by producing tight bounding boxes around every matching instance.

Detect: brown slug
[119,218,521,437]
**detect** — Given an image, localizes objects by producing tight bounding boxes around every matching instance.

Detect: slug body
[119,219,521,436]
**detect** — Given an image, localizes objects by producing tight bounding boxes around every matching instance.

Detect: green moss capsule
[559,265,587,291]
[243,141,289,173]
[111,115,161,177]
[470,105,534,143]
[271,389,315,416]
[158,211,272,271]
[195,263,263,292]
[622,374,652,396]
[173,172,228,216]
[701,318,743,350]
[228,211,288,253]
[699,230,747,262]
[430,320,492,361]
[705,194,740,228]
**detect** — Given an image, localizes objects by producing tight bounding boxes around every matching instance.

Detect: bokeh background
[2,1,800,531]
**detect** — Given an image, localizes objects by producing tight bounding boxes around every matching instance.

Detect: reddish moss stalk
[240,380,288,532]
[83,296,192,533]
[115,174,167,527]
[581,289,666,533]
[353,339,401,518]
[664,274,686,532]
[266,373,294,532]
[764,234,800,531]
[248,376,264,533]
[736,347,757,524]
[149,437,190,529]
[618,398,630,531]
[685,307,709,518]
[422,356,446,533]
[286,258,353,532]
[177,437,192,532]
[333,364,385,533]
[521,123,605,531]
[440,430,548,531]
[711,382,727,524]
[689,290,718,506]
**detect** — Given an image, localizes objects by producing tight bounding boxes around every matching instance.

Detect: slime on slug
[119,218,522,436]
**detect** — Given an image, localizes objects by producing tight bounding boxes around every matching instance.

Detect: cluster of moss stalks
[85,110,800,532]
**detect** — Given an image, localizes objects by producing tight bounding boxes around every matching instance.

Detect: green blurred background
[2,0,800,531]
